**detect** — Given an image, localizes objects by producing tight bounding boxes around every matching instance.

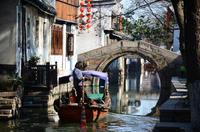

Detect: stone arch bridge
[78,40,183,109]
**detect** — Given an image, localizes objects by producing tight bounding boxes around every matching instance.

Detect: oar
[80,77,87,130]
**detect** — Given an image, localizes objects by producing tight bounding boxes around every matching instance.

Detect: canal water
[0,58,160,132]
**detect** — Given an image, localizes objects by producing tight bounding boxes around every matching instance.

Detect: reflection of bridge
[123,92,160,100]
[78,40,183,107]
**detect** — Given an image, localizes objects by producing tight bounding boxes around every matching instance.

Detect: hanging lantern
[79,25,83,29]
[80,2,84,6]
[87,19,91,23]
[119,16,123,33]
[87,3,91,7]
[87,14,91,18]
[86,0,91,31]
[79,0,85,30]
[87,8,91,13]
[80,8,84,12]
[79,13,84,18]
[86,24,90,29]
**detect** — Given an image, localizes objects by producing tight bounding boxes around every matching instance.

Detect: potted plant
[3,76,23,91]
[28,56,40,66]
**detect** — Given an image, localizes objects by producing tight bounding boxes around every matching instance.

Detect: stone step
[0,98,15,105]
[23,96,49,102]
[25,91,50,96]
[160,98,190,122]
[170,92,188,99]
[22,103,48,108]
[0,92,17,97]
[0,114,13,119]
[23,99,48,105]
[24,85,49,92]
[0,104,15,109]
[0,109,12,114]
[153,122,191,132]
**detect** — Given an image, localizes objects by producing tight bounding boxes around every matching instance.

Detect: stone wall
[188,81,200,131]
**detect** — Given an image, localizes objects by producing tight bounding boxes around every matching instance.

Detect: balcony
[22,62,57,92]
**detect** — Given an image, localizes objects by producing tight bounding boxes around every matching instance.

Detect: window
[51,25,63,55]
[27,18,30,37]
[66,24,71,33]
[66,33,74,56]
[35,20,39,47]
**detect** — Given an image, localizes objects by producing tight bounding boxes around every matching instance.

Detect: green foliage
[122,15,173,49]
[28,56,40,66]
[3,76,23,91]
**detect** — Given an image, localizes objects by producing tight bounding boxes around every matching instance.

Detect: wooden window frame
[66,33,74,56]
[51,25,63,55]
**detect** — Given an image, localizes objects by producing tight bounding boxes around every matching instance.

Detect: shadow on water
[0,107,157,132]
[0,58,160,132]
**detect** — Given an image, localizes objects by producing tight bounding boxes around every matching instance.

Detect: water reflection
[0,107,157,132]
[105,58,161,115]
[0,57,159,132]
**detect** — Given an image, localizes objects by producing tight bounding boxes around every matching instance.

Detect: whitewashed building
[50,0,79,76]
[0,0,56,80]
[76,0,123,55]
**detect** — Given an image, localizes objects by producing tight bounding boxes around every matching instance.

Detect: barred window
[66,33,74,56]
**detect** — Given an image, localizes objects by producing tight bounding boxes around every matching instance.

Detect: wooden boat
[54,70,111,122]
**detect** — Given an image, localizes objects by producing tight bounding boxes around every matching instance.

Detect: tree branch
[143,0,165,25]
[124,0,159,15]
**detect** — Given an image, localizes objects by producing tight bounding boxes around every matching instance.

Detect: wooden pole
[80,77,87,130]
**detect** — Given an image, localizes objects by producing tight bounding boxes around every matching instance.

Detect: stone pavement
[153,77,192,132]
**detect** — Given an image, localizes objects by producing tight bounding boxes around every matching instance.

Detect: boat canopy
[82,70,108,86]
[59,70,108,86]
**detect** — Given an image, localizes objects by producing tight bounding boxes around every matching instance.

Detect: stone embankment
[23,82,72,108]
[0,89,23,119]
[153,77,192,132]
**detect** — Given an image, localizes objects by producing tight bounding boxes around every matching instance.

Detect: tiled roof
[23,0,57,16]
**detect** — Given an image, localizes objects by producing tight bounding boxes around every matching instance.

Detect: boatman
[72,61,89,103]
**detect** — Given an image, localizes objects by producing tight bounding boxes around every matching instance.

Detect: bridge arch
[96,50,159,72]
[78,40,183,114]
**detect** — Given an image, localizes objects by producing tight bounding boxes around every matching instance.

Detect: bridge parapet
[79,40,182,73]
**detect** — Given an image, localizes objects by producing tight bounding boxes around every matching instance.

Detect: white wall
[0,0,18,65]
[25,5,54,64]
[52,1,123,76]
[50,24,77,76]
[76,2,123,55]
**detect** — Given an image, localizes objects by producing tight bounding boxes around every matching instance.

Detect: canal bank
[153,77,192,132]
[22,81,73,108]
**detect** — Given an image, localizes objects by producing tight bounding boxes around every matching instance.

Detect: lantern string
[120,16,123,33]
[86,0,91,31]
[79,0,84,30]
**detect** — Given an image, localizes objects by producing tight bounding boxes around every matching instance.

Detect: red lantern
[87,0,91,2]
[80,14,84,18]
[87,3,91,7]
[80,8,84,12]
[87,19,91,23]
[86,24,90,29]
[80,2,84,6]
[120,16,123,20]
[87,8,91,12]
[79,25,83,29]
[87,14,91,18]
